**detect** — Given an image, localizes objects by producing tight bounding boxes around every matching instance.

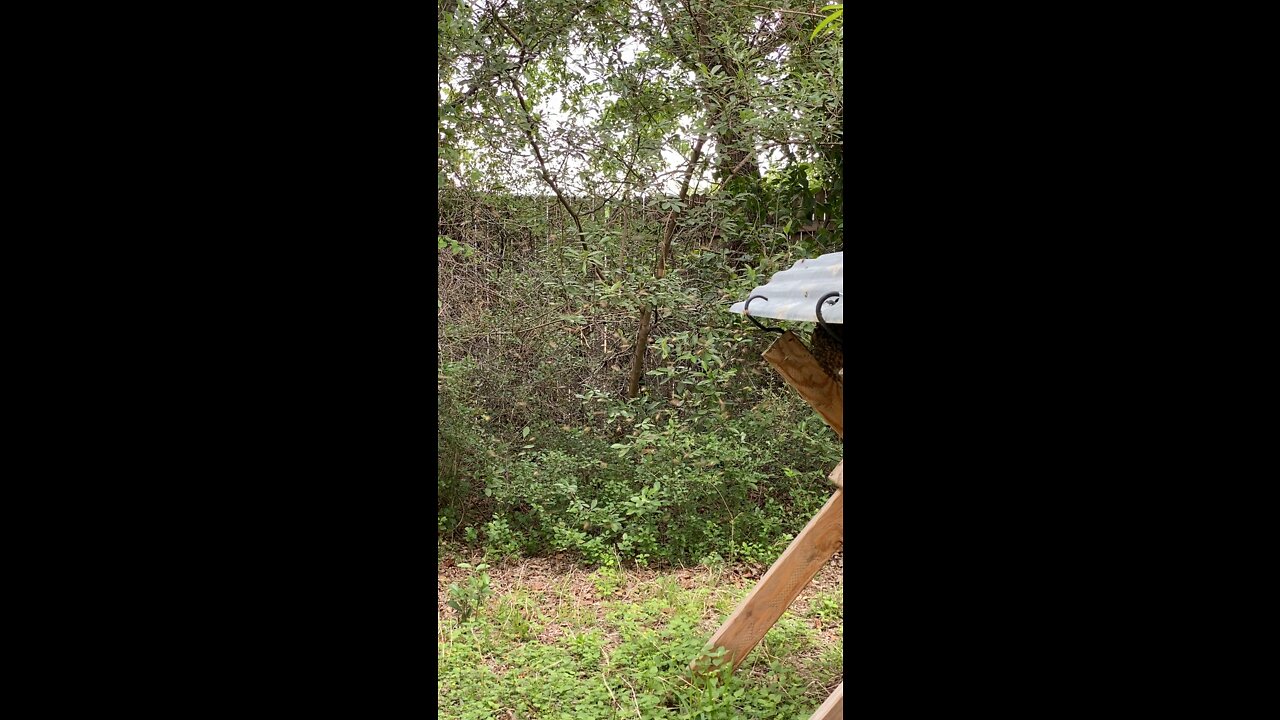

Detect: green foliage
[437,242,841,565]
[440,567,839,718]
[437,183,843,716]
[809,588,843,624]
[482,515,525,560]
[438,234,476,259]
[452,387,837,567]
[439,0,843,201]
[437,0,844,572]
[490,594,536,641]
[811,4,844,41]
[591,566,624,597]
[759,614,816,658]
[445,562,492,624]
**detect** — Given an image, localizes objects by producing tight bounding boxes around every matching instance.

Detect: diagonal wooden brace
[829,460,843,489]
[692,487,844,673]
[809,681,844,720]
[762,331,843,439]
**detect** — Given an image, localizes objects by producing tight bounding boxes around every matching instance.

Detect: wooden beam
[763,331,843,438]
[809,682,843,720]
[693,488,844,673]
[829,460,843,489]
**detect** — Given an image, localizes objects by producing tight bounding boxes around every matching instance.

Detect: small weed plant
[809,587,843,623]
[445,562,491,624]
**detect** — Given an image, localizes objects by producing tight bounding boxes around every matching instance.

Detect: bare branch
[508,77,605,283]
[742,4,829,19]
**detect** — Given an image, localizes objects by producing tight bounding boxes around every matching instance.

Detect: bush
[437,360,496,538]
[437,374,839,567]
[436,199,842,567]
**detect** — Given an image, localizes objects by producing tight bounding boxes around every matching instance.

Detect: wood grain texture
[693,489,844,673]
[763,331,844,438]
[809,682,843,720]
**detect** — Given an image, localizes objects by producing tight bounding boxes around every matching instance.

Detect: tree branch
[508,77,605,283]
[742,4,829,19]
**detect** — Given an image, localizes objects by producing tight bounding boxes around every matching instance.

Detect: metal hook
[815,292,842,341]
[743,295,785,334]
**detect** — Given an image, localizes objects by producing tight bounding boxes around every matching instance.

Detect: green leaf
[811,8,843,40]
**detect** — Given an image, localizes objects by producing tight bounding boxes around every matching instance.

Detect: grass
[437,553,842,719]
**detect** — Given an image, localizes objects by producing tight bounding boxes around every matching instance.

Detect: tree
[439,0,843,397]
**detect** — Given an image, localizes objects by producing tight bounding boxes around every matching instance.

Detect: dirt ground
[437,549,844,643]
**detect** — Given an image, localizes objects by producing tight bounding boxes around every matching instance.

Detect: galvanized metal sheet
[728,251,843,324]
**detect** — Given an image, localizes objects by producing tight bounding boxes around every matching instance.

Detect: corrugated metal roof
[728,251,843,324]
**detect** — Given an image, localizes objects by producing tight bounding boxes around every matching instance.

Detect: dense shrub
[437,188,842,567]
[437,359,497,537]
[439,360,839,567]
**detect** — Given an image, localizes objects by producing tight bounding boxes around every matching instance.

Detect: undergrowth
[440,359,839,568]
[437,565,841,719]
[438,194,842,570]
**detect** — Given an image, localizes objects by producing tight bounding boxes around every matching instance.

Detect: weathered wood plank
[763,331,843,438]
[693,488,844,673]
[809,682,843,720]
[829,460,843,489]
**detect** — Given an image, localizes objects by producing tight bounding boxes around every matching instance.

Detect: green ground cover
[438,554,842,719]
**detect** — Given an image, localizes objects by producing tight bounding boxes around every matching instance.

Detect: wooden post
[762,331,843,438]
[809,682,843,720]
[829,460,843,489]
[692,488,844,673]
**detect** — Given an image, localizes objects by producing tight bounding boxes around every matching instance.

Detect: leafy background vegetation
[439,1,842,714]
[439,0,842,568]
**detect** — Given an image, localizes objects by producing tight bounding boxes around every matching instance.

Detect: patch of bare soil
[437,548,844,634]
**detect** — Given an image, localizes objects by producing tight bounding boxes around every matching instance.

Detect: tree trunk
[625,135,707,399]
[625,305,652,398]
